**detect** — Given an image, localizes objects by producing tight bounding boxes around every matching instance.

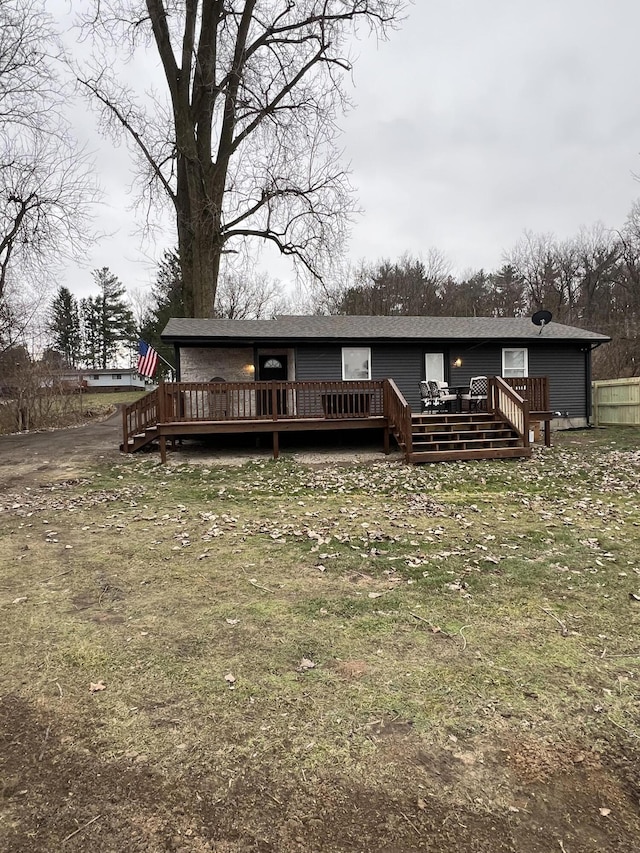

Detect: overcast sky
[57,0,640,301]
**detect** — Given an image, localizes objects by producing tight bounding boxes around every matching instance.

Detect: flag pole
[155,351,176,380]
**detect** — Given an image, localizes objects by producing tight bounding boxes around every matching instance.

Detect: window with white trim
[502,348,528,377]
[342,347,371,381]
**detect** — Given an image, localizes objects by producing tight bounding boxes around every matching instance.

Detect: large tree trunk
[175,154,226,318]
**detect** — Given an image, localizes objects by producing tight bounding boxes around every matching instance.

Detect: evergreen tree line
[325,202,640,379]
[49,268,135,369]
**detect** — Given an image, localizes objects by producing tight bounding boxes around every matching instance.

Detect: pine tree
[49,287,82,367]
[92,268,135,368]
[138,250,184,377]
[81,296,101,369]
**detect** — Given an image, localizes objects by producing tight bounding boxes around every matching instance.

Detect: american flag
[137,340,159,378]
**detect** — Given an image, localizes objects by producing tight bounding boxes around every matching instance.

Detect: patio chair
[419,380,436,411]
[420,380,457,412]
[436,381,458,410]
[460,376,488,411]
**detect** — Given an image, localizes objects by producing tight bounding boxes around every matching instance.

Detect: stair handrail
[384,378,413,460]
[122,388,159,451]
[489,376,530,446]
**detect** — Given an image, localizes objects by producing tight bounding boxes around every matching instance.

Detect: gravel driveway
[0,410,123,492]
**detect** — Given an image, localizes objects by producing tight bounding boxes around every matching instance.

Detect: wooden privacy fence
[592,377,640,426]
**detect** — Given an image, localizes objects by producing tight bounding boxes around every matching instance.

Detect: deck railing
[489,376,530,444]
[122,387,159,441]
[123,376,549,454]
[384,378,413,461]
[502,376,550,413]
[157,379,385,422]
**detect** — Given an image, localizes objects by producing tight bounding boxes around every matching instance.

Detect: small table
[448,386,469,413]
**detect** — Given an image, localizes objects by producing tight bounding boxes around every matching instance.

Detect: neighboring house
[56,368,151,392]
[161,315,610,427]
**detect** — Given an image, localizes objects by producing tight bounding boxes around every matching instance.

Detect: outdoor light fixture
[243,363,255,375]
[453,358,462,368]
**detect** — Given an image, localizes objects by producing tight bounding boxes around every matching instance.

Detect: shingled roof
[162,315,610,344]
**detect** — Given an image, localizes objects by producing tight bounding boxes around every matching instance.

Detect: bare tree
[76,1,405,318]
[215,269,287,319]
[0,1,98,314]
[505,230,562,314]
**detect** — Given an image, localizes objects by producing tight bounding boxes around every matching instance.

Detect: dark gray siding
[295,345,342,380]
[371,345,424,409]
[450,340,589,417]
[529,343,587,417]
[295,339,590,417]
[296,344,425,408]
[448,343,501,388]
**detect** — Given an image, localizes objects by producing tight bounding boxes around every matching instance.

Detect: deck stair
[409,412,532,464]
[121,426,158,453]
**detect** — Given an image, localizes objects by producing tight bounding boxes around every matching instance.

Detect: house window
[111,374,122,380]
[502,348,528,377]
[263,358,282,369]
[92,375,100,380]
[342,347,371,381]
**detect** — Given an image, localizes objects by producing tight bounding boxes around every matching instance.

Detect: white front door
[425,353,445,383]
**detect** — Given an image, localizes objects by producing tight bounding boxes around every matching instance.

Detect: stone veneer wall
[180,347,254,382]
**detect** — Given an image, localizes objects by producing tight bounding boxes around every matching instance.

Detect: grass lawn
[75,390,148,417]
[1,427,639,851]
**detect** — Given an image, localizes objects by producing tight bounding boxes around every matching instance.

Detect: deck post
[159,434,167,464]
[272,431,279,459]
[383,426,390,455]
[157,380,166,424]
[121,404,129,453]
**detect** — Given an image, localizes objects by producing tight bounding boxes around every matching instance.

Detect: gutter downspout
[585,342,604,425]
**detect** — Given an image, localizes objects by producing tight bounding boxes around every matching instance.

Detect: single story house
[161,315,610,428]
[56,368,151,392]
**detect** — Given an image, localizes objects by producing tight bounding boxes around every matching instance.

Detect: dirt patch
[332,659,370,679]
[2,694,639,852]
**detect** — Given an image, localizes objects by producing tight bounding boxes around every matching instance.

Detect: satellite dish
[532,309,553,333]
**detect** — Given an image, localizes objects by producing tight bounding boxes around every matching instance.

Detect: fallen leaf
[225,618,239,625]
[298,658,316,672]
[417,798,427,811]
[599,807,611,816]
[224,672,236,685]
[89,680,106,692]
[12,597,27,604]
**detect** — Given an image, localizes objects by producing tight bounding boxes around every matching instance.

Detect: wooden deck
[121,377,551,464]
